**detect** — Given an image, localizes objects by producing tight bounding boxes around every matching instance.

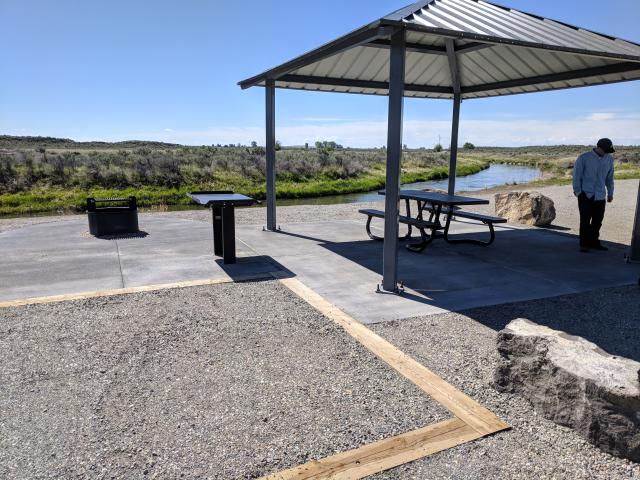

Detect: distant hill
[0,135,637,152]
[0,135,183,150]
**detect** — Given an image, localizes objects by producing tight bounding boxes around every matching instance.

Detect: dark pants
[578,192,606,247]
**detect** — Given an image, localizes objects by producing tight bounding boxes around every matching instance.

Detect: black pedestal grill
[87,196,139,236]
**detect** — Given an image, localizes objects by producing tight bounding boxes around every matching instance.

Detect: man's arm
[606,158,614,202]
[572,154,583,196]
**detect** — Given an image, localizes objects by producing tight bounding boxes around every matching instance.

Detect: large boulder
[494,191,556,226]
[494,319,640,462]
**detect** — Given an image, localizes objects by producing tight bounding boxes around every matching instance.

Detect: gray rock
[495,318,640,462]
[494,191,556,226]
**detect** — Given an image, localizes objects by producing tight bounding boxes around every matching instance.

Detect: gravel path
[0,280,447,479]
[370,285,640,479]
[2,180,637,245]
[466,179,639,246]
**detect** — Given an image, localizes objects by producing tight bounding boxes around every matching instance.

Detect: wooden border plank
[261,418,481,480]
[278,277,509,436]
[0,273,276,308]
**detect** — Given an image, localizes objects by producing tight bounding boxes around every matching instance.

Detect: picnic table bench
[358,208,438,252]
[359,190,506,251]
[421,204,507,246]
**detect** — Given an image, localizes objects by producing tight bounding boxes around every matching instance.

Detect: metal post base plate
[376,282,405,295]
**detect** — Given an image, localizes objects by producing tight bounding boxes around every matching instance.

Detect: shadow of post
[215,255,295,282]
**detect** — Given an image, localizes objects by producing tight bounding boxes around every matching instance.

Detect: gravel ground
[1,181,638,478]
[466,179,639,246]
[370,285,640,479]
[0,280,448,479]
[2,180,637,245]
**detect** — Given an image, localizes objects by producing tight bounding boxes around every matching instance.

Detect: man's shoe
[580,246,590,253]
[591,244,608,251]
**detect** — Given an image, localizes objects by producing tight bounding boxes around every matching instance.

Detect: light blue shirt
[572,149,614,201]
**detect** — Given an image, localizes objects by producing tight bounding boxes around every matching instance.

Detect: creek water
[275,163,542,206]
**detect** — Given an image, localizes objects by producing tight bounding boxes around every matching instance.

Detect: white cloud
[119,114,640,148]
[163,128,174,132]
[295,117,348,123]
[586,112,616,121]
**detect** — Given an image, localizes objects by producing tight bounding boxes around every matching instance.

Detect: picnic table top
[379,189,489,206]
[187,191,257,207]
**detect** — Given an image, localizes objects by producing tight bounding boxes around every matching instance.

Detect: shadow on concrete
[215,255,295,282]
[310,225,639,361]
[93,231,150,240]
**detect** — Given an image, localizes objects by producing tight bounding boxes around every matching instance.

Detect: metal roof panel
[239,0,640,98]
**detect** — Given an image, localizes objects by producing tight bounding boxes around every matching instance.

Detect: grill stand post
[222,206,236,264]
[212,206,223,256]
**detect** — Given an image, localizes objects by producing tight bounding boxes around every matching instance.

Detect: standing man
[572,138,615,252]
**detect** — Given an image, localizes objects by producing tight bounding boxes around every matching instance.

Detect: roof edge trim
[238,22,398,89]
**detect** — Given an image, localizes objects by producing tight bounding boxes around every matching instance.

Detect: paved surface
[0,216,278,301]
[236,219,640,323]
[0,281,447,479]
[1,212,638,322]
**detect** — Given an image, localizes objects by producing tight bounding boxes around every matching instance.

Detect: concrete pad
[236,219,640,324]
[0,220,123,300]
[2,214,637,323]
[0,216,280,301]
[114,217,258,286]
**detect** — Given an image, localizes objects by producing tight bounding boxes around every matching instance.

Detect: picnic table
[187,191,258,264]
[359,190,506,252]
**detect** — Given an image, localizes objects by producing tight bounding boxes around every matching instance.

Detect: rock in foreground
[495,318,640,462]
[494,191,556,226]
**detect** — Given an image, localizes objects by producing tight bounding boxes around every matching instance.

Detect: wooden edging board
[0,272,276,308]
[263,418,481,480]
[0,270,510,478]
[269,276,510,479]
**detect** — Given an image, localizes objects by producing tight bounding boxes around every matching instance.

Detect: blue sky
[1,0,639,147]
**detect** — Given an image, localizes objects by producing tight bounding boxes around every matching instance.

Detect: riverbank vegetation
[0,136,489,215]
[0,136,637,216]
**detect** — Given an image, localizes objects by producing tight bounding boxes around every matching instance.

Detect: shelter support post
[265,79,276,231]
[630,180,640,262]
[448,93,461,195]
[445,39,461,196]
[382,28,406,293]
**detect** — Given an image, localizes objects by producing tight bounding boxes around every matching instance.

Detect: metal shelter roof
[239,0,640,99]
